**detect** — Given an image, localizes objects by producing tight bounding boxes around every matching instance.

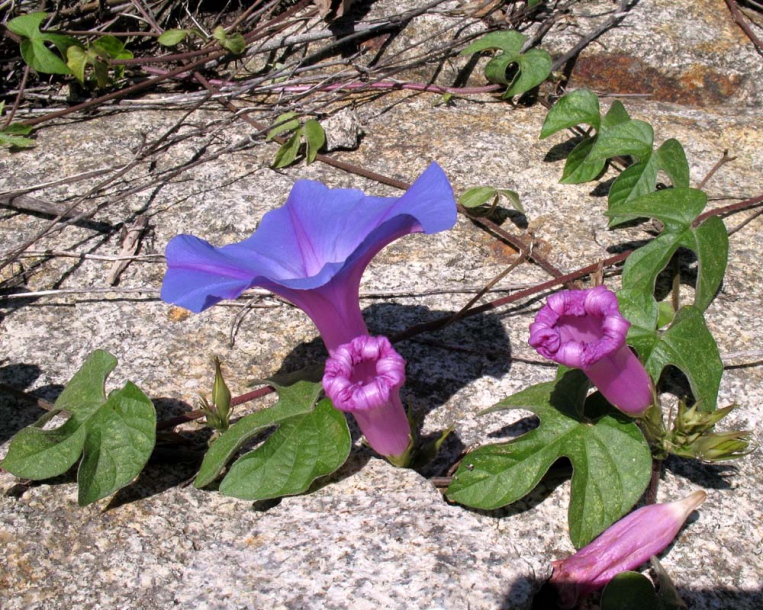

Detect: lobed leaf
[271,131,302,168]
[302,119,325,164]
[656,138,690,188]
[503,48,552,98]
[157,29,189,47]
[1,350,156,505]
[77,382,156,505]
[642,306,722,412]
[446,370,651,548]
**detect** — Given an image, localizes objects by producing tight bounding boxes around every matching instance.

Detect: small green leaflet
[459,186,524,214]
[446,369,652,548]
[268,115,326,168]
[195,376,351,501]
[212,26,246,55]
[460,31,551,98]
[7,12,79,75]
[1,350,156,506]
[157,29,189,47]
[303,119,325,164]
[67,35,133,87]
[0,109,35,148]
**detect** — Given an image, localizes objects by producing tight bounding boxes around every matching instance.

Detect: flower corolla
[528,286,653,416]
[161,162,456,353]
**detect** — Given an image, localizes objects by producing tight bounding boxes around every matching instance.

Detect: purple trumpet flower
[550,490,707,608]
[528,286,653,416]
[161,162,456,354]
[323,334,412,464]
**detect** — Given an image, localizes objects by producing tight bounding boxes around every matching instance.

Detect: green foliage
[459,186,524,214]
[196,376,351,501]
[212,26,246,55]
[601,572,660,610]
[460,31,552,98]
[7,12,80,74]
[268,113,327,168]
[157,29,190,47]
[446,370,652,548]
[0,102,35,149]
[67,35,133,88]
[1,350,156,506]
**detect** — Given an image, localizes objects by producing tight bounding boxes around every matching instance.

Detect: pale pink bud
[550,490,707,608]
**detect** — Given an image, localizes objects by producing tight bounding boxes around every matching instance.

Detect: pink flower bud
[550,490,707,608]
[323,335,412,463]
[529,286,653,416]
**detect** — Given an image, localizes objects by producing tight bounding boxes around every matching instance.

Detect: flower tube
[550,490,707,608]
[323,335,411,464]
[528,286,653,416]
[161,162,456,354]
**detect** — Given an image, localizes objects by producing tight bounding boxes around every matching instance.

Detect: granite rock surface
[1,1,762,609]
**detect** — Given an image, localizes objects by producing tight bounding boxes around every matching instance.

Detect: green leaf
[157,29,189,47]
[679,216,728,311]
[497,188,524,214]
[607,188,707,232]
[461,31,525,56]
[601,572,659,610]
[66,45,88,83]
[621,232,683,298]
[540,89,601,139]
[6,12,48,38]
[219,399,351,500]
[213,26,245,54]
[588,119,654,162]
[0,350,156,505]
[91,35,130,58]
[77,382,156,505]
[656,139,690,189]
[601,100,631,129]
[0,124,36,148]
[9,13,78,74]
[302,119,325,164]
[1,424,87,480]
[560,136,607,184]
[446,369,652,547]
[271,131,302,168]
[266,112,300,141]
[459,186,497,208]
[504,48,552,98]
[643,306,723,412]
[194,378,323,488]
[607,153,660,226]
[461,31,550,96]
[21,39,71,74]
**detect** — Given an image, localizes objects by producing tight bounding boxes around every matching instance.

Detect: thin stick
[725,0,763,54]
[697,149,737,190]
